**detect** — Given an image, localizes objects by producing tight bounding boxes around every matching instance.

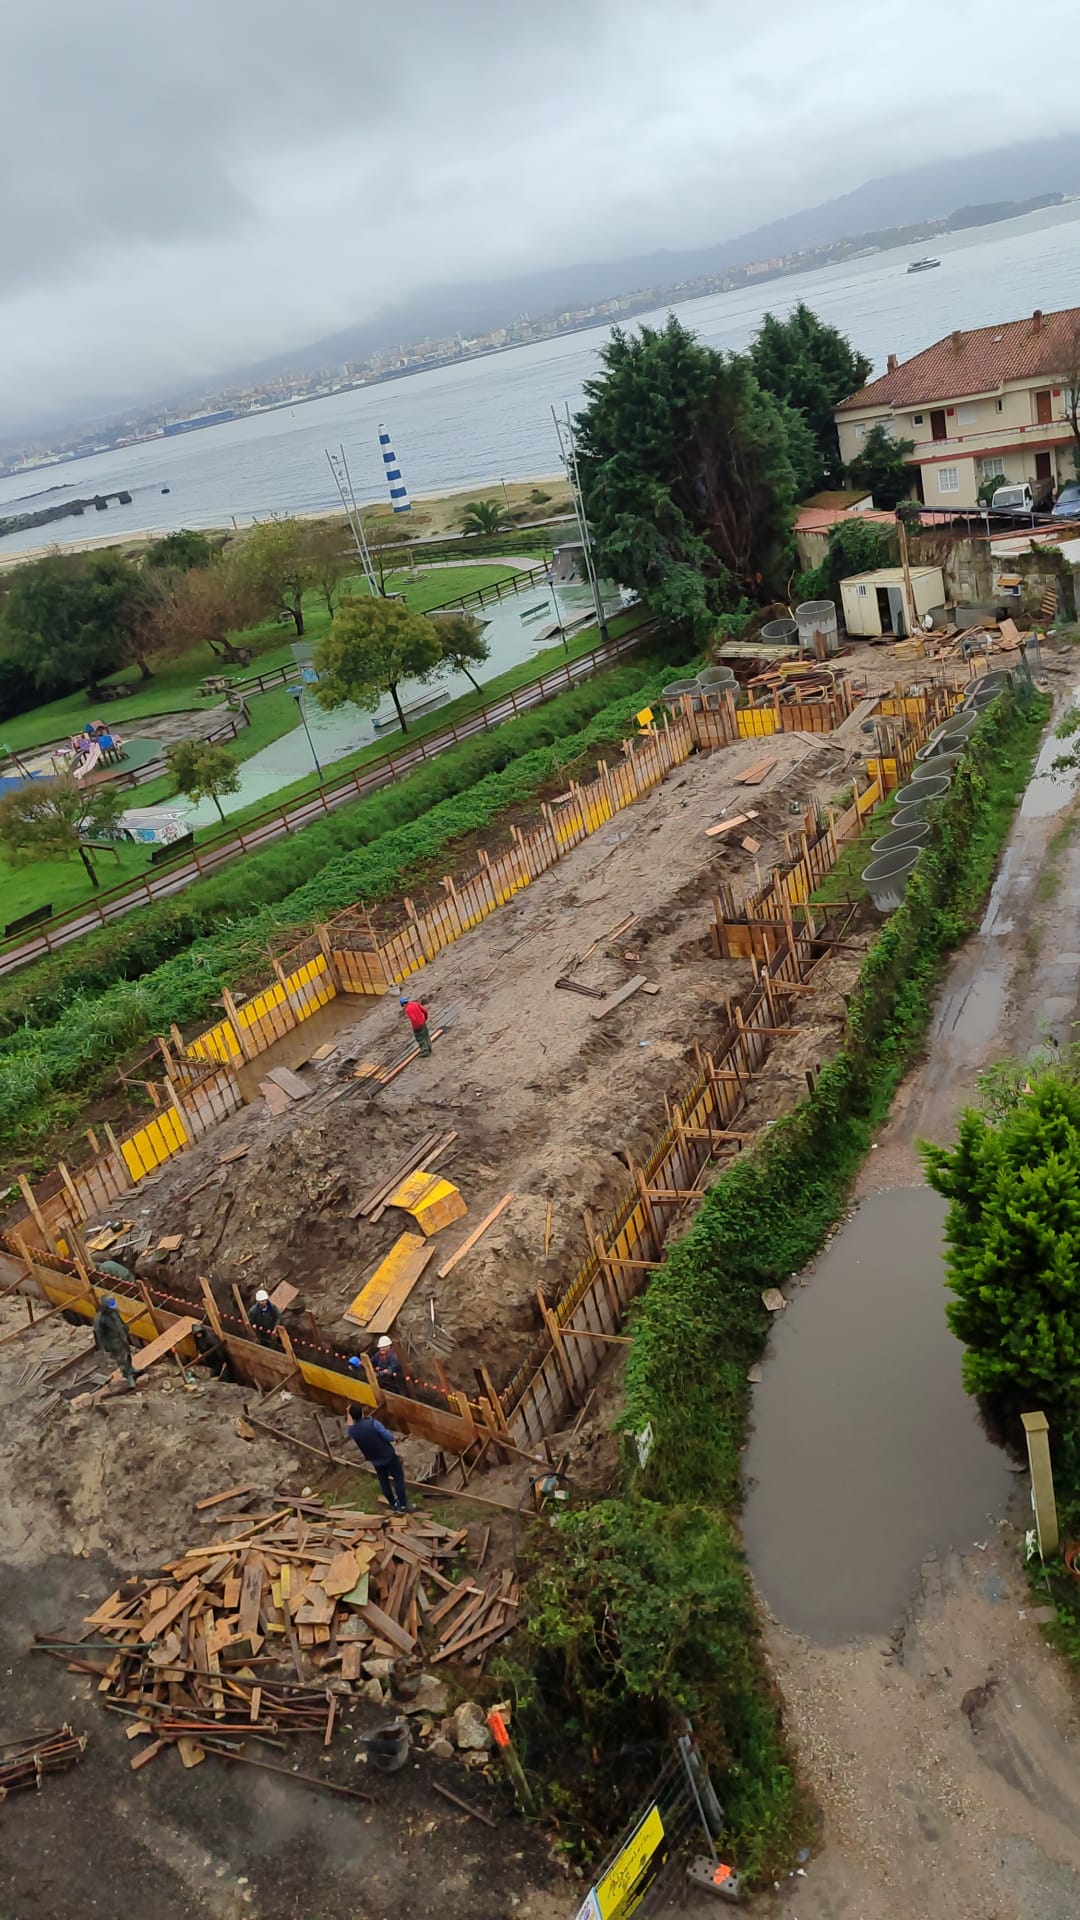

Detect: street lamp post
[289,685,324,783]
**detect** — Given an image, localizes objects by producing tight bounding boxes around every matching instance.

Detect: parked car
[990,482,1035,516]
[1052,483,1080,520]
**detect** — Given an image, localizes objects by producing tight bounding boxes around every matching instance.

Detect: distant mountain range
[256,133,1080,379]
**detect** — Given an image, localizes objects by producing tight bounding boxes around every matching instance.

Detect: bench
[4,903,53,938]
[149,832,195,865]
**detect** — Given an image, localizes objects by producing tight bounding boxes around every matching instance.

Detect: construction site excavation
[0,628,1023,1916]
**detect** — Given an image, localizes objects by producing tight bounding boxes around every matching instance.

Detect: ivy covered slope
[518,686,1047,1883]
[0,651,691,1158]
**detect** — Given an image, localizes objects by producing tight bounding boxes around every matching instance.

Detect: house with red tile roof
[834,307,1080,510]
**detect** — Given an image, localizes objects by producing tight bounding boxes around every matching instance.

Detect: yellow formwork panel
[120,1107,189,1182]
[737,708,780,739]
[387,1170,468,1235]
[344,1231,432,1328]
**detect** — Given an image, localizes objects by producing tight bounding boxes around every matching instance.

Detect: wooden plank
[194,1483,260,1512]
[132,1316,197,1374]
[218,1144,251,1166]
[142,1576,202,1642]
[734,756,777,786]
[238,1554,264,1637]
[130,1737,168,1771]
[268,1281,298,1313]
[436,1195,514,1280]
[589,975,648,1020]
[340,1643,362,1681]
[260,1079,290,1116]
[741,836,762,854]
[157,1234,185,1253]
[705,811,759,839]
[359,1601,416,1654]
[265,1066,312,1101]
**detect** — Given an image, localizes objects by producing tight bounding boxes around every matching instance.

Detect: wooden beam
[437,1195,514,1280]
[562,1327,632,1345]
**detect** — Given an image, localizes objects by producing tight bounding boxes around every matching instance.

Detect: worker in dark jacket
[344,1404,409,1512]
[248,1288,281,1346]
[93,1296,136,1388]
[373,1335,407,1396]
[192,1322,230,1379]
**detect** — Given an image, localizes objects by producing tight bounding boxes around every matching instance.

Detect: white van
[990,482,1035,516]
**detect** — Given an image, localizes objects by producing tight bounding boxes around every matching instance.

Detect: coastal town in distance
[0,190,1068,481]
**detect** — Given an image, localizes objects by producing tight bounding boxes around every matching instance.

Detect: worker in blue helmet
[93,1295,136,1388]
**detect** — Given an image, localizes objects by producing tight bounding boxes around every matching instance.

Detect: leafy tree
[430,610,490,693]
[0,774,126,888]
[232,516,321,635]
[803,517,897,601]
[164,740,241,824]
[363,517,409,592]
[314,595,443,732]
[847,422,916,509]
[459,499,509,537]
[144,528,214,572]
[576,315,806,641]
[0,550,152,696]
[749,303,872,491]
[304,519,355,618]
[167,558,269,664]
[923,1070,1080,1417]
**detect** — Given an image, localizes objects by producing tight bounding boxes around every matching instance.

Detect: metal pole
[289,687,324,783]
[552,403,609,642]
[325,447,380,598]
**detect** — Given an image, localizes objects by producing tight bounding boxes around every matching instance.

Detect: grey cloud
[1,0,1078,427]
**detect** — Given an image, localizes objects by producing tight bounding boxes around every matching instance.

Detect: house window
[938,466,960,494]
[995,399,1004,413]
[955,403,978,427]
[856,583,868,596]
[978,456,1005,481]
[913,414,924,425]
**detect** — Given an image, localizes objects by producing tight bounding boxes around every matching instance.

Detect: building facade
[835,308,1080,510]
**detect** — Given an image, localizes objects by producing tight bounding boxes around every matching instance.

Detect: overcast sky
[3,0,1079,433]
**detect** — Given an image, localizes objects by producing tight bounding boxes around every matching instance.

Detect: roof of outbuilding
[836,307,1080,412]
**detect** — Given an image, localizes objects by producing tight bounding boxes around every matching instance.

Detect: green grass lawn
[0,603,645,932]
[0,563,528,757]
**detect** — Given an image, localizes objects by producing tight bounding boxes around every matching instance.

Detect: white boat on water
[907,257,941,273]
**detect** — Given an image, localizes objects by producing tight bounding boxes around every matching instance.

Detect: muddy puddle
[742,1186,1014,1643]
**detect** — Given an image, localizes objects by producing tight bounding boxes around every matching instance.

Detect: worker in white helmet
[372,1334,406,1397]
[248,1287,282,1347]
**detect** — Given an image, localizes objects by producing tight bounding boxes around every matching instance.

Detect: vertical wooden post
[17,1173,59,1255]
[315,923,344,994]
[630,1157,660,1258]
[221,989,255,1064]
[272,959,303,1031]
[1022,1411,1060,1557]
[163,1077,194,1148]
[536,1287,575,1400]
[198,1275,225,1341]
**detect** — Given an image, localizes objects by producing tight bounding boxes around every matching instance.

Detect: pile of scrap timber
[0,1727,85,1799]
[35,1497,518,1774]
[348,1130,458,1221]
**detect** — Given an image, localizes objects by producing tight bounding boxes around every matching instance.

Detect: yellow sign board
[635,707,654,730]
[588,1803,668,1920]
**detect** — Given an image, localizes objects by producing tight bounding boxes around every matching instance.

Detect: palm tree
[459,498,509,537]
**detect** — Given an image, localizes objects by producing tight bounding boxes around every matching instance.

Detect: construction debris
[0,1726,86,1799]
[590,975,649,1019]
[34,1500,518,1779]
[345,1234,437,1331]
[733,755,777,786]
[436,1195,514,1280]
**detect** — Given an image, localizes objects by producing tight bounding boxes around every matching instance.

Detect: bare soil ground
[0,1297,572,1920]
[129,693,887,1394]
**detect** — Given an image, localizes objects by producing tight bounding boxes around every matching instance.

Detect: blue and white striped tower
[378,422,411,514]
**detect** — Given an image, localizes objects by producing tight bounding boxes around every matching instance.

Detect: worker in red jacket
[400,995,432,1056]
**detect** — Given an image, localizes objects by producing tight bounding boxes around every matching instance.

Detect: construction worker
[344,1403,409,1512]
[192,1322,230,1380]
[249,1288,281,1347]
[399,995,432,1057]
[373,1335,407,1397]
[93,1297,136,1389]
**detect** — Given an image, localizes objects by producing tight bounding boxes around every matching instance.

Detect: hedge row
[0,647,683,1043]
[517,687,1047,1883]
[0,652,693,1157]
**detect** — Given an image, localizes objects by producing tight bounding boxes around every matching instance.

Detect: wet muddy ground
[723,652,1080,1920]
[743,1186,1014,1642]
